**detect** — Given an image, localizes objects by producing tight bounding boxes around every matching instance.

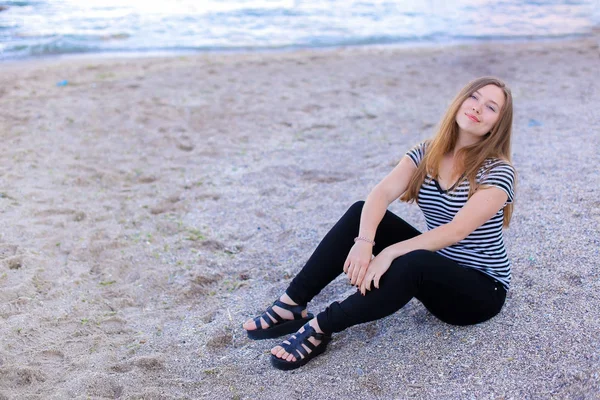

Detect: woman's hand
[359,250,395,296]
[343,241,373,287]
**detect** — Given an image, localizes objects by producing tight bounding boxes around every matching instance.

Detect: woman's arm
[358,185,509,294]
[345,156,417,285]
[359,156,418,238]
[385,185,508,258]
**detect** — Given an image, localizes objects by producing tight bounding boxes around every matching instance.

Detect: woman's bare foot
[271,318,324,362]
[243,293,308,331]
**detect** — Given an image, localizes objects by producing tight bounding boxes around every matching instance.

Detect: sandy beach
[1,36,599,399]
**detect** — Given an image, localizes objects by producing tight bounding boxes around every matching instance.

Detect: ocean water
[0,0,598,60]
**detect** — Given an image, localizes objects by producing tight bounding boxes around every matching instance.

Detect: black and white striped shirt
[406,142,515,290]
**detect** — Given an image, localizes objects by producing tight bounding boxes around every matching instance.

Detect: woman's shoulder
[477,157,516,202]
[477,158,516,186]
[405,140,431,166]
[409,140,430,149]
[407,139,432,155]
[479,157,515,173]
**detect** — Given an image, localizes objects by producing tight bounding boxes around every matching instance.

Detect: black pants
[286,201,507,334]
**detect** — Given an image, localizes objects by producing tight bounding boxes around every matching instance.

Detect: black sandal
[246,299,314,340]
[270,322,331,370]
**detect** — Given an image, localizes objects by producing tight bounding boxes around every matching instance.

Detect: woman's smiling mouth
[466,113,480,123]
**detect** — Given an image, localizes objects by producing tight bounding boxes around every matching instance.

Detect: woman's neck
[452,130,482,157]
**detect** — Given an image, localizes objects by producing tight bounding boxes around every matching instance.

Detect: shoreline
[1,30,598,66]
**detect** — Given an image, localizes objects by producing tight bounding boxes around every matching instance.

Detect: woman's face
[455,84,505,138]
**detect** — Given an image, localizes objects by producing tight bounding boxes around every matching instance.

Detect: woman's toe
[286,353,295,362]
[244,317,268,331]
[276,348,287,359]
[271,346,281,356]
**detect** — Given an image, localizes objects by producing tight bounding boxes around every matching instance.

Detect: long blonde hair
[400,76,515,227]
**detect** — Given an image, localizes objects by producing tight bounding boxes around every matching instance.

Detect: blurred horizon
[1,0,598,60]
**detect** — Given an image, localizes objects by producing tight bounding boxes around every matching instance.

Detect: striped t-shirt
[406,142,515,290]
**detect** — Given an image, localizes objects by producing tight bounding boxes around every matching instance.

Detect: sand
[0,36,599,399]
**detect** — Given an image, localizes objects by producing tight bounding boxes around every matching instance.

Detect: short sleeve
[479,161,516,204]
[405,141,427,167]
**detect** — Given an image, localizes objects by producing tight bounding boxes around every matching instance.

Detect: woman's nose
[472,105,481,114]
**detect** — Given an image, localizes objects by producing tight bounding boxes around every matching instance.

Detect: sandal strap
[253,300,307,331]
[281,323,327,360]
[303,340,317,351]
[253,305,279,330]
[273,299,306,320]
[252,315,264,330]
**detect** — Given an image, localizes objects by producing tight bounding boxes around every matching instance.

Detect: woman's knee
[348,200,365,214]
[401,249,435,261]
[341,201,365,222]
[384,250,435,281]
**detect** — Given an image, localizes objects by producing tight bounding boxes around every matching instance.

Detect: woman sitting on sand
[243,76,516,370]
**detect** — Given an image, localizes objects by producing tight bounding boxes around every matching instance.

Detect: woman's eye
[470,95,477,99]
[487,105,496,112]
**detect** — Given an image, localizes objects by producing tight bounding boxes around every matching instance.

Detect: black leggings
[286,201,507,334]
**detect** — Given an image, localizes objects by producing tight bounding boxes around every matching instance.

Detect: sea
[0,0,598,60]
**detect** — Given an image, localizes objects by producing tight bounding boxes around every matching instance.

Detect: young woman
[243,76,516,370]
